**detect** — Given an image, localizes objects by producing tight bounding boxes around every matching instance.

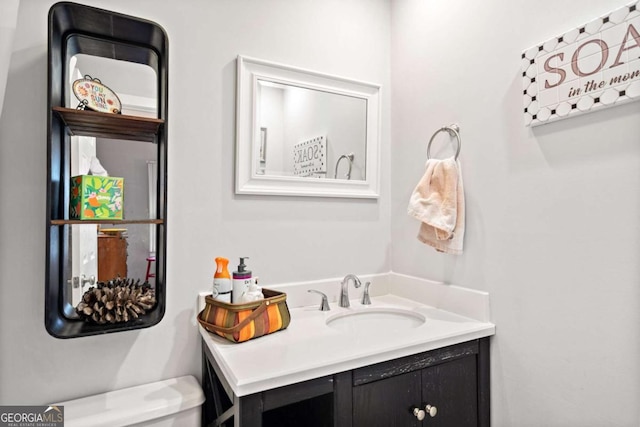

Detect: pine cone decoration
[76,278,157,324]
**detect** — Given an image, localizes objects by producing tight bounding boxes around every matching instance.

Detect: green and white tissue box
[70,175,124,220]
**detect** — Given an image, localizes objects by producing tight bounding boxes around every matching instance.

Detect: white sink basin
[326,307,426,333]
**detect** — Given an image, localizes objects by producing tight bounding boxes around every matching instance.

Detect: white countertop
[199,273,495,397]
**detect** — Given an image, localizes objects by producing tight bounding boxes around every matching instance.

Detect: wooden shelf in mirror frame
[52,107,164,142]
[50,219,164,226]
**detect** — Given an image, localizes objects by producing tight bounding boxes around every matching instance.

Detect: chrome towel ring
[427,124,461,160]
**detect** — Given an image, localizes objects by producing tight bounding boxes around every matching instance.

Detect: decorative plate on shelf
[72,75,122,114]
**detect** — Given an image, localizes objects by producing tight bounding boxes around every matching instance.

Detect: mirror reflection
[67,137,157,313]
[256,80,367,180]
[68,54,158,117]
[65,55,158,314]
[67,222,157,317]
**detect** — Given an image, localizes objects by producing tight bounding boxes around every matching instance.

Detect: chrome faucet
[339,274,362,308]
[361,281,372,305]
[308,289,330,311]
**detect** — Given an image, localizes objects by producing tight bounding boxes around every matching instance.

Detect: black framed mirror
[46,2,168,338]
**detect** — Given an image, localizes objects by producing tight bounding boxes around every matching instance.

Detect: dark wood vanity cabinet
[201,337,490,427]
[353,347,481,427]
[353,371,422,427]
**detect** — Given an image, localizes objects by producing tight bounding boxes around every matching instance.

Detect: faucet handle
[308,290,330,311]
[361,281,371,305]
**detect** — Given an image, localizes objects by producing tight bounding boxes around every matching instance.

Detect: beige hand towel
[407,157,465,255]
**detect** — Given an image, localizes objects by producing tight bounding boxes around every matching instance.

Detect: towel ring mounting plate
[427,124,461,160]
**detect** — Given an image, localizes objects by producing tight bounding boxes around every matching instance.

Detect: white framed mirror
[236,55,381,198]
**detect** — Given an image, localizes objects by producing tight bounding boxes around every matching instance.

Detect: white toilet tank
[54,375,205,427]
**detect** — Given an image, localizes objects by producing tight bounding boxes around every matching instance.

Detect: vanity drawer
[352,339,479,386]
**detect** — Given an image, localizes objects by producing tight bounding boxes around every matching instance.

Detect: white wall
[391,1,640,426]
[0,1,19,118]
[0,0,390,404]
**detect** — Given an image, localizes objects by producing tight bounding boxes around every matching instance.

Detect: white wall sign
[293,136,326,178]
[522,1,640,126]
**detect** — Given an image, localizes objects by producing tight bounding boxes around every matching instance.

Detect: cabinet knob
[412,407,426,421]
[425,404,438,417]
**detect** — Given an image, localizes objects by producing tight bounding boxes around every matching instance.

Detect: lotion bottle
[232,257,252,303]
[213,257,232,303]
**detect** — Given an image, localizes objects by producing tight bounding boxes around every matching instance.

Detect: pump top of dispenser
[237,257,249,272]
[234,257,252,278]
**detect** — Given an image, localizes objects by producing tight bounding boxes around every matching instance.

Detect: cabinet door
[353,371,421,427]
[421,356,478,427]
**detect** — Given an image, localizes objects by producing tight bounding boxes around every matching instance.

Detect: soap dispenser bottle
[232,257,252,303]
[213,257,232,303]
